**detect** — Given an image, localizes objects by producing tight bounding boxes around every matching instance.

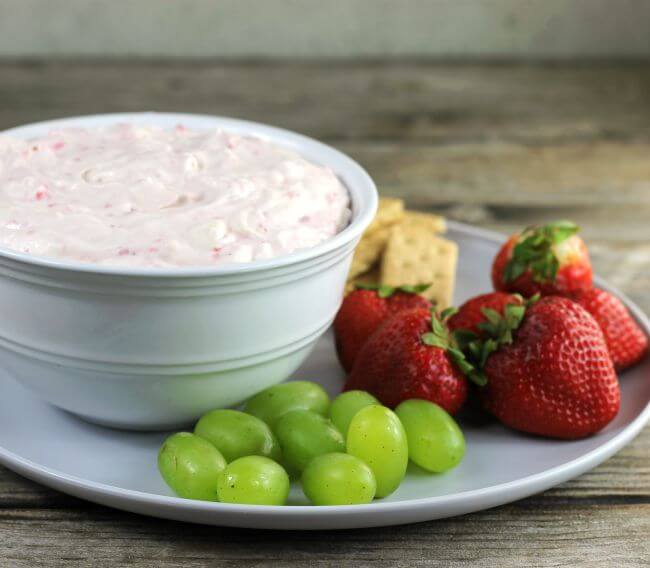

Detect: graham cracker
[348,227,390,279]
[345,265,381,295]
[365,197,405,235]
[402,210,446,234]
[380,225,458,309]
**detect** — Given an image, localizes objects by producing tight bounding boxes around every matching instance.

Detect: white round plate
[0,221,648,530]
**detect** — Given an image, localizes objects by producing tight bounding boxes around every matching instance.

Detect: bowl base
[0,340,319,431]
[65,409,196,432]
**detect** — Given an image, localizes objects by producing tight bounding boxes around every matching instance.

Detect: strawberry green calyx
[476,303,525,345]
[453,297,537,386]
[504,220,579,284]
[355,282,431,299]
[420,308,455,350]
[421,308,487,387]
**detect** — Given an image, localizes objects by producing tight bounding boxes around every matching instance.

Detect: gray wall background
[1,0,649,58]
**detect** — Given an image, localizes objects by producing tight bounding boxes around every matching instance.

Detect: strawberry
[448,292,523,336]
[571,288,648,371]
[455,296,620,439]
[492,220,593,297]
[334,284,431,372]
[344,307,470,415]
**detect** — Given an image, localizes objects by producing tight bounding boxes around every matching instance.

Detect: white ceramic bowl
[0,112,377,430]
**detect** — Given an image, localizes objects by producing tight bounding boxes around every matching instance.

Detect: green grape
[302,452,376,506]
[217,456,290,506]
[395,399,465,473]
[194,409,282,463]
[329,390,379,438]
[274,410,345,472]
[244,381,330,428]
[158,432,226,501]
[346,405,408,498]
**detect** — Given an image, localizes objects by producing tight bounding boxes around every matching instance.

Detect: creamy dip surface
[0,124,351,267]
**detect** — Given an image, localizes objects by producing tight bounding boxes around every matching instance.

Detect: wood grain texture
[2,61,650,144]
[0,60,648,567]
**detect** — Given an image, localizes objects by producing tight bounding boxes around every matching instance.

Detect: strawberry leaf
[527,293,541,306]
[440,306,459,320]
[355,282,431,298]
[468,341,483,360]
[355,282,386,291]
[453,329,479,349]
[447,346,488,387]
[452,299,530,387]
[431,315,447,337]
[377,285,395,298]
[482,308,502,326]
[420,310,489,386]
[398,283,431,294]
[479,338,499,367]
[549,220,580,243]
[504,304,525,331]
[421,332,447,349]
[503,220,580,284]
[504,260,527,282]
[421,309,451,349]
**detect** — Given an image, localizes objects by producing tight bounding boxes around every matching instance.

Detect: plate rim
[0,220,648,526]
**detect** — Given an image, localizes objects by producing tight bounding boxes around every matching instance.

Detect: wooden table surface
[0,61,649,567]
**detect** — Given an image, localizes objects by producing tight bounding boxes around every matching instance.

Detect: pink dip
[0,124,351,267]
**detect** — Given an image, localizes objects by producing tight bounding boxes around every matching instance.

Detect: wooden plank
[0,501,646,567]
[341,141,650,208]
[0,62,649,145]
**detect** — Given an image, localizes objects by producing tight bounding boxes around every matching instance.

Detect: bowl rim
[0,112,378,278]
